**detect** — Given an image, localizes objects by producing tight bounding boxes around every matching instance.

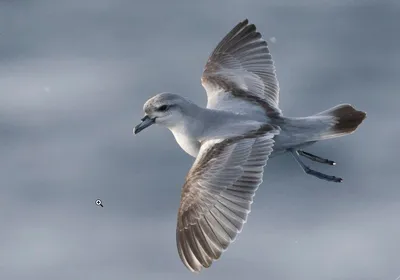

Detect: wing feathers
[202,19,280,114]
[176,128,277,272]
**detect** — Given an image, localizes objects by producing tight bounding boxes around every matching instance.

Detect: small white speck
[269,37,277,44]
[44,86,51,93]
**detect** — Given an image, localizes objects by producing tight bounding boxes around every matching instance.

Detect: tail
[315,104,366,140]
[273,104,366,151]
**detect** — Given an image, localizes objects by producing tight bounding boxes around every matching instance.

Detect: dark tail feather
[316,104,366,139]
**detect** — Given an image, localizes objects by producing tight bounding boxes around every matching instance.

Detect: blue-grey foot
[290,149,343,183]
[298,150,336,166]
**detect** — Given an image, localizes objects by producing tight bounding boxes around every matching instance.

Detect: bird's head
[134,92,193,134]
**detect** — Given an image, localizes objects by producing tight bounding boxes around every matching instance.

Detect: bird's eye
[157,105,169,112]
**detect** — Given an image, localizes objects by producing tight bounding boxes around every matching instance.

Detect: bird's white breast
[172,131,200,158]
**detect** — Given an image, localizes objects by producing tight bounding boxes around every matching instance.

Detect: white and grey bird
[134,19,366,272]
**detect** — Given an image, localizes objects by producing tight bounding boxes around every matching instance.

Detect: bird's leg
[290,149,343,183]
[298,150,336,165]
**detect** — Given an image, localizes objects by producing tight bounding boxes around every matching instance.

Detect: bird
[133,19,366,272]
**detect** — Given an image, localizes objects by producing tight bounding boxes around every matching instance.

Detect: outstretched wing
[176,125,278,272]
[201,19,281,116]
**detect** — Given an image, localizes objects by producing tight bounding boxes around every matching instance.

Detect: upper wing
[176,125,278,272]
[201,19,281,116]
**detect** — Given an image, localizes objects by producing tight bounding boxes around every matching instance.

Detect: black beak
[134,115,155,134]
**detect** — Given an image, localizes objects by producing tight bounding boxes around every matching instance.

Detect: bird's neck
[168,105,205,157]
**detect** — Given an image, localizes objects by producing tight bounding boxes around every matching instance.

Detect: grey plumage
[134,18,366,273]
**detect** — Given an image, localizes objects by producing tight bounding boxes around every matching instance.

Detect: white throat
[171,130,201,157]
[168,115,204,157]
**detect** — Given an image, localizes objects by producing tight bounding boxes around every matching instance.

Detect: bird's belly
[172,132,200,158]
[271,132,316,157]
